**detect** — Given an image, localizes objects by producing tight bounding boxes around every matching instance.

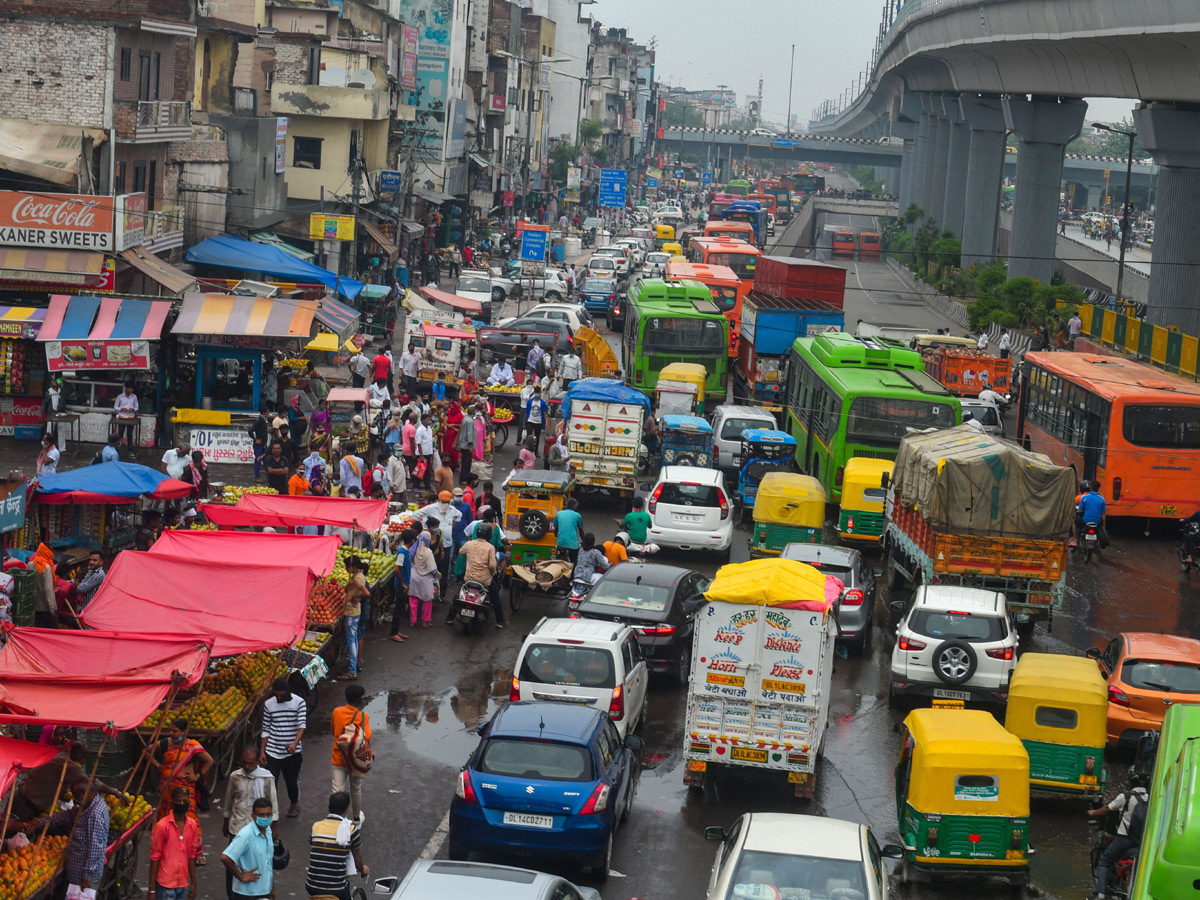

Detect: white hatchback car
[710,406,779,475]
[512,617,649,738]
[586,256,618,282]
[645,466,735,561]
[593,246,631,277]
[499,303,592,334]
[888,585,1021,708]
[705,812,901,900]
[614,238,645,268]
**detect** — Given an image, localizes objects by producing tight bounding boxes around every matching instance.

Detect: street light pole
[1094,122,1137,307]
[786,44,795,138]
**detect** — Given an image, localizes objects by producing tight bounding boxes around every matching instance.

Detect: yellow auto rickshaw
[501,469,574,567]
[750,472,826,556]
[654,223,676,248]
[838,457,893,544]
[662,241,684,259]
[895,709,1031,887]
[655,362,708,416]
[1004,653,1107,797]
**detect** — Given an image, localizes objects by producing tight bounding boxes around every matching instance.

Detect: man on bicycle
[1086,773,1148,900]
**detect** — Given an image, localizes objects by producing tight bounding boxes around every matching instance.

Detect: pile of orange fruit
[0,835,68,899]
[307,577,344,628]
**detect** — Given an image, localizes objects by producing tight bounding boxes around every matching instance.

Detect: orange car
[1087,632,1200,744]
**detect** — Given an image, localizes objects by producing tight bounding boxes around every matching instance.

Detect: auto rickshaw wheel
[509,579,523,612]
[675,454,696,467]
[518,510,549,540]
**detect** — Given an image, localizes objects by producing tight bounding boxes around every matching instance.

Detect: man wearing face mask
[25,778,110,896]
[415,491,461,558]
[221,797,276,900]
[149,786,201,900]
[223,748,278,900]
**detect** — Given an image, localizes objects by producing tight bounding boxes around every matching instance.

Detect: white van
[711,405,779,474]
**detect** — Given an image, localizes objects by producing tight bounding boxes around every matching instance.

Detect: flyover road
[189,188,1199,900]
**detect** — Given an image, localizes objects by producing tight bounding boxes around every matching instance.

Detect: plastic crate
[80,730,136,782]
[10,568,35,626]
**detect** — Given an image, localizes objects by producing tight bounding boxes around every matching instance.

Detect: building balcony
[120,101,192,144]
[144,204,185,253]
[269,83,388,120]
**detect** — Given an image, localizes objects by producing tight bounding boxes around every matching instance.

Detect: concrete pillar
[898,141,915,210]
[1134,104,1200,333]
[891,118,917,213]
[941,97,970,237]
[925,111,951,228]
[911,105,935,216]
[960,94,1008,266]
[1003,96,1087,283]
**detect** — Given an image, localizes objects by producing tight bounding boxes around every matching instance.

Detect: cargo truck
[736,294,843,403]
[683,559,839,800]
[920,345,1013,396]
[752,256,847,308]
[882,425,1073,620]
[561,378,650,501]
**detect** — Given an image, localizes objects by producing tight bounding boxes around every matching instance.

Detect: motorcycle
[452,580,493,635]
[581,228,596,249]
[1082,521,1103,563]
[1180,521,1200,573]
[1088,809,1136,900]
[567,577,593,609]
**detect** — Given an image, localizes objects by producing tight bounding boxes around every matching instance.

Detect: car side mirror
[872,568,883,579]
[881,844,905,859]
[372,877,398,894]
[704,826,726,842]
[1014,613,1031,626]
[1085,647,1101,660]
[476,723,487,736]
[625,734,644,752]
[889,600,906,616]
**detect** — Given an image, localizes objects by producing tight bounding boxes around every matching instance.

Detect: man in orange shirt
[330,684,371,824]
[602,534,629,567]
[149,786,201,900]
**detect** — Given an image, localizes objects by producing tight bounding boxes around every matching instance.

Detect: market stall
[0,736,67,900]
[408,323,475,395]
[0,306,48,442]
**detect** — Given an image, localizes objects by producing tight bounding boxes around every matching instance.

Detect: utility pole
[786,44,795,138]
[350,133,364,280]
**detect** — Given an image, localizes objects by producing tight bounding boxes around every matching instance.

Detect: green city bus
[622,279,729,405]
[727,178,751,198]
[1130,703,1200,900]
[785,333,960,501]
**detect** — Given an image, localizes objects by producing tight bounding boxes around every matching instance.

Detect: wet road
[189,190,1199,900]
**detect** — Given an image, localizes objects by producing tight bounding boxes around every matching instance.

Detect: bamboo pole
[126,681,181,800]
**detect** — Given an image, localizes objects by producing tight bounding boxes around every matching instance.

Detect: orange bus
[831,230,857,259]
[1015,351,1200,518]
[687,237,762,281]
[704,220,756,244]
[746,192,777,220]
[664,260,747,358]
[857,231,881,260]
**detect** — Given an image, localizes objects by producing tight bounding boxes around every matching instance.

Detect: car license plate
[731,747,768,763]
[1080,774,1098,785]
[502,812,554,829]
[933,689,970,701]
[932,698,964,709]
[787,772,810,784]
[459,608,475,618]
[674,513,702,523]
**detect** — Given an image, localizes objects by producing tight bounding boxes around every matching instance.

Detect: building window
[114,162,126,196]
[119,48,132,81]
[133,162,146,194]
[137,51,159,102]
[148,160,157,210]
[293,136,322,169]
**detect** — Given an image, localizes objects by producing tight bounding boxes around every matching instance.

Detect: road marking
[420,810,451,859]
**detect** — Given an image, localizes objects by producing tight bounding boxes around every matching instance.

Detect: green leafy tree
[549,141,580,184]
[579,119,603,143]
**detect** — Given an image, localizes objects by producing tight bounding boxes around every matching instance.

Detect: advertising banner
[400,25,419,90]
[567,167,581,189]
[188,426,255,465]
[275,118,288,174]
[0,191,116,251]
[309,214,356,241]
[502,191,515,208]
[114,193,146,251]
[0,395,44,440]
[44,339,151,372]
[0,484,25,533]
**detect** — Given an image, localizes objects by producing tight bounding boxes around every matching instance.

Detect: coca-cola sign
[0,191,117,252]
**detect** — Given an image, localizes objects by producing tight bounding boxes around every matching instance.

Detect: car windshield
[1122,660,1200,694]
[725,849,866,900]
[457,276,490,293]
[720,417,774,440]
[586,581,671,613]
[908,610,1006,643]
[648,254,670,263]
[518,644,616,688]
[659,482,720,507]
[478,738,595,782]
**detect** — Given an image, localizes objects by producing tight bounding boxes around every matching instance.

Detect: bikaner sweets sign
[0,192,117,252]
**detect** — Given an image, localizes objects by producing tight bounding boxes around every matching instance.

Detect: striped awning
[0,249,103,285]
[171,292,317,338]
[36,295,172,342]
[314,296,360,341]
[0,307,46,326]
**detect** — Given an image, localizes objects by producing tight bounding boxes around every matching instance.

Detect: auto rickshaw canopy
[658,362,707,402]
[752,472,826,527]
[502,469,574,494]
[841,457,893,504]
[903,708,1030,818]
[1005,653,1108,747]
[655,223,676,241]
[660,414,713,435]
[704,558,839,611]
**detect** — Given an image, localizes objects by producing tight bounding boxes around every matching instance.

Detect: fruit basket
[0,835,68,900]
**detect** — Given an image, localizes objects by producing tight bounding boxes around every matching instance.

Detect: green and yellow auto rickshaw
[749,472,826,556]
[837,457,893,545]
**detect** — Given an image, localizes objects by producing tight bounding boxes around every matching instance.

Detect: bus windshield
[1123,405,1200,448]
[846,397,956,444]
[643,316,725,352]
[705,252,757,279]
[707,285,738,312]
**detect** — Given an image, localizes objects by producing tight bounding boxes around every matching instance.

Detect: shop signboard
[0,191,116,252]
[0,395,44,440]
[44,339,151,372]
[188,426,255,465]
[0,321,41,339]
[0,484,25,533]
[400,25,419,91]
[567,167,581,190]
[379,170,403,193]
[502,191,515,208]
[114,193,146,251]
[275,118,288,174]
[309,214,356,241]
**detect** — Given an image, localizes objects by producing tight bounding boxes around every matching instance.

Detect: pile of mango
[335,546,394,586]
[0,835,68,900]
[142,686,248,733]
[221,484,280,503]
[203,651,276,695]
[104,793,153,832]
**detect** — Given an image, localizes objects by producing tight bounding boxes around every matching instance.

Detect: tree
[662,101,706,129]
[579,119,603,144]
[549,141,580,184]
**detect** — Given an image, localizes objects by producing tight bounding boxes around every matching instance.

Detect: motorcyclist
[459,522,504,628]
[1181,509,1200,564]
[1077,481,1109,550]
[1086,772,1149,900]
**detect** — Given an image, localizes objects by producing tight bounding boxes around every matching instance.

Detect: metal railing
[136,100,191,129]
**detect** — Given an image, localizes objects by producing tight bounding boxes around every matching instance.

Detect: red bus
[665,260,747,358]
[704,221,756,244]
[831,230,857,259]
[687,237,762,281]
[1016,351,1200,517]
[857,232,881,260]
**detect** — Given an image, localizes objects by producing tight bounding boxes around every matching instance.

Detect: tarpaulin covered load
[0,735,59,797]
[199,494,388,532]
[186,234,364,299]
[892,425,1075,538]
[704,558,840,611]
[752,472,826,525]
[0,628,212,686]
[561,377,654,420]
[80,554,313,656]
[149,530,342,577]
[35,460,193,504]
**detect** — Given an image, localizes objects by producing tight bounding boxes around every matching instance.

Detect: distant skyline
[590,0,1136,128]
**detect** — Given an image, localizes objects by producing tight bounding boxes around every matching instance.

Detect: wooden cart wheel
[101,829,141,899]
[493,422,510,448]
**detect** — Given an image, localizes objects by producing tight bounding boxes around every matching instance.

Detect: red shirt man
[371,352,391,383]
[149,788,201,897]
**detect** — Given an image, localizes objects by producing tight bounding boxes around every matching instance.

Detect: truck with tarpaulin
[561,378,651,501]
[683,558,841,799]
[881,426,1073,620]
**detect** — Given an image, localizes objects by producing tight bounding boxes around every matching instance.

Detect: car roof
[599,561,692,587]
[530,303,583,313]
[659,465,724,486]
[397,860,555,900]
[914,585,1005,613]
[740,813,863,860]
[1122,632,1200,661]
[460,268,490,277]
[490,701,603,742]
[530,616,629,642]
[716,406,777,421]
[780,543,858,567]
[960,398,997,408]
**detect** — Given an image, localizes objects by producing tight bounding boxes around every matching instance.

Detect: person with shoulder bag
[330,685,373,824]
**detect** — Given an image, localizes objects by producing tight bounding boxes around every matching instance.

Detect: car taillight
[648,483,663,513]
[456,770,479,804]
[1113,477,1122,501]
[509,676,520,702]
[579,782,611,815]
[842,589,864,607]
[1085,755,1096,775]
[608,294,614,301]
[835,465,844,487]
[986,646,1015,661]
[640,624,676,636]
[898,636,926,651]
[608,684,625,721]
[1108,685,1130,707]
[718,489,730,520]
[713,445,720,464]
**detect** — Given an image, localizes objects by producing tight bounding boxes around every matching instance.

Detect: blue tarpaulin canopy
[561,378,653,420]
[36,461,193,504]
[186,234,364,300]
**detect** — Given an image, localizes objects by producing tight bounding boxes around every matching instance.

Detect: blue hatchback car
[579,279,617,316]
[448,701,641,880]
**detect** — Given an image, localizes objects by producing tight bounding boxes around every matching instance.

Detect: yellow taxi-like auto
[750,472,826,556]
[838,457,893,544]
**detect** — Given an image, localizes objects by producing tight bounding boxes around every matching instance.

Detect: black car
[607,289,626,331]
[478,318,572,365]
[574,562,708,682]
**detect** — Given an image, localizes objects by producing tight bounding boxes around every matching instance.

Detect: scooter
[1082,521,1103,563]
[1179,521,1200,573]
[567,577,593,609]
[1088,809,1135,900]
[452,580,493,634]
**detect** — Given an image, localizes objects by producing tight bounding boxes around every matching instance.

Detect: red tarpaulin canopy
[80,554,313,656]
[0,735,59,797]
[420,286,482,315]
[35,479,194,505]
[0,628,213,687]
[199,494,388,532]
[149,530,342,576]
[326,387,369,405]
[0,679,183,733]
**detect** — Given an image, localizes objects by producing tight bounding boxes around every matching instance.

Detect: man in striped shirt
[305,792,368,900]
[259,678,306,819]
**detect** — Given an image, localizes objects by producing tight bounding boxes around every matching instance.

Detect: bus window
[705,253,757,280]
[644,317,726,353]
[1123,406,1200,448]
[709,286,739,312]
[846,397,956,443]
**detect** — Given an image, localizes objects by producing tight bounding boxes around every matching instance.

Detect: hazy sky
[589,0,1135,127]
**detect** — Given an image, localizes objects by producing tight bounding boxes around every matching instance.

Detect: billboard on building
[114,193,146,251]
[0,191,117,252]
[275,118,288,174]
[400,25,419,91]
[445,98,466,159]
[309,214,356,241]
[400,0,454,163]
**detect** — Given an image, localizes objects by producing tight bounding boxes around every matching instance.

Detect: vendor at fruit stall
[147,718,213,863]
[10,742,120,821]
[486,358,515,387]
[19,777,110,894]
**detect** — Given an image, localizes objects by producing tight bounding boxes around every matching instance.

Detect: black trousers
[264,752,303,805]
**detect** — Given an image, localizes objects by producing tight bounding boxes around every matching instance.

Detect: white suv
[888,585,1020,708]
[645,466,735,561]
[512,617,649,738]
[593,246,631,277]
[711,406,778,475]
